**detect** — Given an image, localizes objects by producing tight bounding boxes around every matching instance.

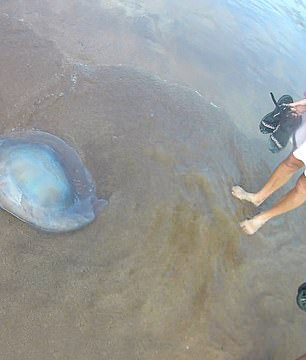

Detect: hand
[289,99,306,117]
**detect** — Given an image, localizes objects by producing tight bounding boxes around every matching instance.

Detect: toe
[232,186,242,198]
[240,221,253,235]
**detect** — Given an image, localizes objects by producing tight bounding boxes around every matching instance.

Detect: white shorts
[293,113,306,174]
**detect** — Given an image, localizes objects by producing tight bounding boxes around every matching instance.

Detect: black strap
[270,92,278,108]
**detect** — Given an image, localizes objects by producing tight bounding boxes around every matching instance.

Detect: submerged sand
[0,2,306,360]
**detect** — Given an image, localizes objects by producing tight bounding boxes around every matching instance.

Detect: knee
[283,153,304,171]
[296,175,306,195]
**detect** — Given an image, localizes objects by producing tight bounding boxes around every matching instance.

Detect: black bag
[297,282,306,312]
[260,93,302,153]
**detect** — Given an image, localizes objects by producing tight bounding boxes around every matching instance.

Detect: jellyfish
[0,130,107,232]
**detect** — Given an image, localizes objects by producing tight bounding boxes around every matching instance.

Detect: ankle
[255,212,270,224]
[253,193,265,205]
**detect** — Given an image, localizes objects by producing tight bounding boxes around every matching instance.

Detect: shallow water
[2,0,305,134]
[0,1,306,359]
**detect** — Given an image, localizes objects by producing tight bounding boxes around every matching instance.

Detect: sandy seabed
[0,1,306,359]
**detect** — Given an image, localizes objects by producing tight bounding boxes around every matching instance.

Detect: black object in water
[296,283,306,312]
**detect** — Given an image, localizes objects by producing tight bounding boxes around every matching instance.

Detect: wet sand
[1,2,306,360]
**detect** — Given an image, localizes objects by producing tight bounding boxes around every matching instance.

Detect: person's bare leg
[240,174,306,235]
[232,153,304,206]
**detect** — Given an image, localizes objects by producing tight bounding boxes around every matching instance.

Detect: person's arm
[289,99,306,117]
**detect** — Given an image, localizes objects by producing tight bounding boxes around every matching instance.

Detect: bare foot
[239,216,267,235]
[231,185,262,206]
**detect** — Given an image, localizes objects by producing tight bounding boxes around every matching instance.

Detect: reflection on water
[96,0,306,134]
[2,0,303,135]
[1,1,306,360]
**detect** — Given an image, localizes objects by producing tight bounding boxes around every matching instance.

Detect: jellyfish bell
[0,130,107,233]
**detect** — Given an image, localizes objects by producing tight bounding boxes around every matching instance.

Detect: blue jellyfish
[0,130,107,232]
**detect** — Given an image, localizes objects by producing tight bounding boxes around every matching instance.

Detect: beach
[0,1,306,359]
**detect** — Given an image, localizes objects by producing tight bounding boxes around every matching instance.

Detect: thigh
[285,152,305,169]
[292,137,306,173]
